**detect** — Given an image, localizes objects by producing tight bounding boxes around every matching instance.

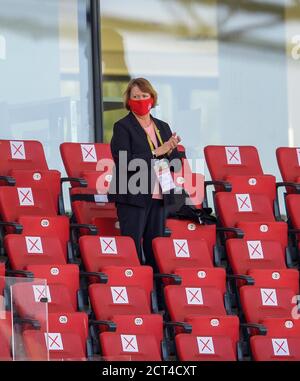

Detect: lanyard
[145,124,164,152]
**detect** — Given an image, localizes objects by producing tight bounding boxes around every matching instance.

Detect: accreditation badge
[153,159,176,193]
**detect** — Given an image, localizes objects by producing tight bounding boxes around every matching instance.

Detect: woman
[109,78,181,269]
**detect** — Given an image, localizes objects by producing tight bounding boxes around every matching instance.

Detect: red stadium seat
[10,169,61,212]
[27,264,80,310]
[175,315,239,361]
[226,239,287,275]
[12,265,80,320]
[89,285,151,322]
[18,215,71,256]
[239,269,299,323]
[286,195,300,235]
[165,220,216,255]
[204,146,264,179]
[250,318,300,361]
[48,312,89,355]
[237,221,288,248]
[60,142,113,190]
[4,234,66,270]
[0,187,57,233]
[164,268,228,322]
[103,266,153,305]
[276,147,300,190]
[22,330,86,361]
[215,192,275,228]
[0,140,49,174]
[99,332,161,361]
[79,235,140,273]
[99,314,163,361]
[152,237,213,274]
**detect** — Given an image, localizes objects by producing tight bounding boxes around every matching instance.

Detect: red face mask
[128,97,153,116]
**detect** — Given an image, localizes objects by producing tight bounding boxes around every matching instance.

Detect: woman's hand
[154,133,181,156]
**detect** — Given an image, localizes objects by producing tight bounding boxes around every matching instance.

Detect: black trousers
[116,199,165,270]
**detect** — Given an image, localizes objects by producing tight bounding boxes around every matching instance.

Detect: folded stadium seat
[175,315,240,361]
[237,221,288,249]
[79,236,140,274]
[215,192,276,229]
[239,269,299,324]
[89,266,155,323]
[152,237,213,276]
[99,314,164,361]
[0,187,57,234]
[226,239,287,275]
[12,264,80,321]
[285,194,300,249]
[22,330,86,361]
[0,139,49,186]
[165,220,217,256]
[204,145,280,216]
[18,215,72,261]
[47,312,91,357]
[9,169,61,213]
[250,318,300,361]
[102,266,154,306]
[60,142,113,190]
[4,234,66,270]
[164,267,230,322]
[89,284,151,324]
[276,147,300,194]
[0,312,12,361]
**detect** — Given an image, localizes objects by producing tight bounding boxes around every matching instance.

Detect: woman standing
[109,78,181,269]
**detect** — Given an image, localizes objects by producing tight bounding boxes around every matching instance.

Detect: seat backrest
[204,145,264,180]
[152,237,213,273]
[0,187,57,223]
[79,235,139,273]
[103,266,153,305]
[89,284,150,321]
[60,142,112,178]
[164,284,226,322]
[0,140,49,175]
[225,174,276,203]
[261,318,300,338]
[100,331,161,361]
[23,330,86,360]
[250,335,300,361]
[174,267,227,295]
[215,193,275,227]
[10,169,61,210]
[186,315,240,345]
[112,314,163,346]
[237,221,288,248]
[276,147,300,183]
[4,234,66,269]
[226,239,286,275]
[26,264,79,310]
[248,269,299,295]
[240,286,295,323]
[18,215,70,252]
[165,220,216,254]
[48,312,89,351]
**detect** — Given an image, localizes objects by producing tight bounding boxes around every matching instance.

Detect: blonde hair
[124,78,158,110]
